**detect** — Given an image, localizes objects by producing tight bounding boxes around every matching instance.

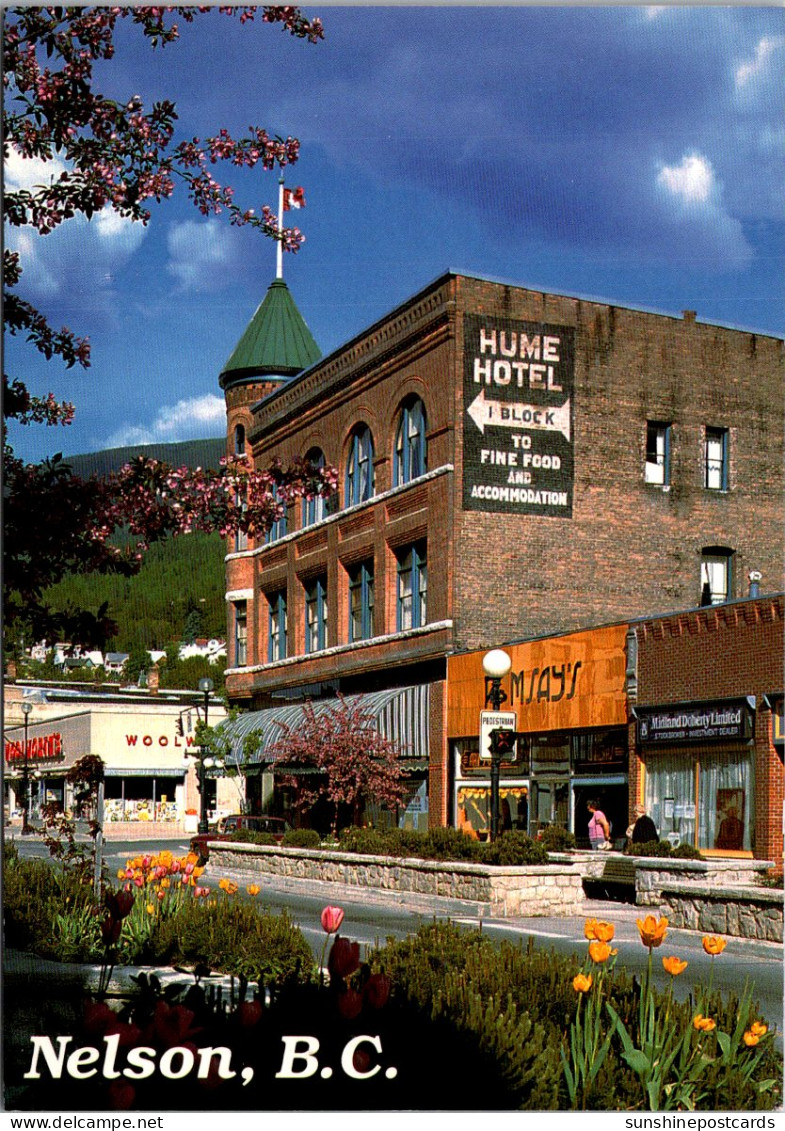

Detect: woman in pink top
[587,799,611,850]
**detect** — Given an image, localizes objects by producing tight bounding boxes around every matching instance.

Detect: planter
[659,883,783,942]
[209,842,585,918]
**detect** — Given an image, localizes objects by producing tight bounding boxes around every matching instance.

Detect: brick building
[220,270,783,831]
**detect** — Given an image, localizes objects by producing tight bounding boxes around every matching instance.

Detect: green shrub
[282,828,321,849]
[538,825,577,852]
[3,856,99,959]
[228,829,278,846]
[625,839,703,859]
[481,831,548,866]
[3,840,19,867]
[145,899,315,984]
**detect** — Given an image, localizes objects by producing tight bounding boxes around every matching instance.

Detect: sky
[5,4,784,464]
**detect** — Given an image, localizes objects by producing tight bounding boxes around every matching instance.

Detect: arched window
[302,448,326,527]
[394,397,427,486]
[345,425,375,507]
[234,424,246,456]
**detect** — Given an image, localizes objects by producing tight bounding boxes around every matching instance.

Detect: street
[10,833,784,1032]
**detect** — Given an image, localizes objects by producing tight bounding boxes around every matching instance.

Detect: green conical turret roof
[219,279,321,389]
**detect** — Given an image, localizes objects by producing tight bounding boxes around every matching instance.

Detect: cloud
[735,36,785,88]
[657,153,715,205]
[167,219,241,291]
[4,148,69,192]
[104,394,226,449]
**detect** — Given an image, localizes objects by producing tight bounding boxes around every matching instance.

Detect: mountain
[66,437,225,478]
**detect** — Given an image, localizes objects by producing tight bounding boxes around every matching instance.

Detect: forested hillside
[40,438,227,652]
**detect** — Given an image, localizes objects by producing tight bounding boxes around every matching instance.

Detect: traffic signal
[176,716,184,737]
[489,727,517,757]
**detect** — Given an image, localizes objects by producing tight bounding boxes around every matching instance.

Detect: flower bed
[209,841,585,917]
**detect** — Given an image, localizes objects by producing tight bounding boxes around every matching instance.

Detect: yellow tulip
[588,941,616,964]
[702,935,727,956]
[636,914,668,948]
[743,1030,761,1047]
[146,904,155,915]
[662,955,688,976]
[573,973,593,993]
[247,884,261,897]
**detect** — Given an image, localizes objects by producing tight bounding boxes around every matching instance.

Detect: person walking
[626,803,658,845]
[587,799,612,850]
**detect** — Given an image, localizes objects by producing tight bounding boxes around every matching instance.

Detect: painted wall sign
[635,698,755,745]
[462,314,575,517]
[448,624,628,737]
[5,733,63,763]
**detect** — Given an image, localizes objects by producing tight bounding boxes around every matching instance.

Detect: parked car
[190,814,290,862]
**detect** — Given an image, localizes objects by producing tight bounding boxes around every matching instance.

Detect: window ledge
[225,464,454,561]
[225,619,454,676]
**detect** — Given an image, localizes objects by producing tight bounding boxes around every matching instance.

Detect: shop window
[644,421,671,485]
[305,574,328,653]
[704,427,728,490]
[302,447,326,527]
[394,397,427,486]
[265,486,288,544]
[645,749,753,852]
[234,601,247,667]
[346,425,375,506]
[348,560,374,642]
[700,547,733,605]
[396,542,427,631]
[267,590,287,661]
[234,424,245,456]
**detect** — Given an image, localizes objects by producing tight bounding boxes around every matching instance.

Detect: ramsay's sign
[463,314,574,517]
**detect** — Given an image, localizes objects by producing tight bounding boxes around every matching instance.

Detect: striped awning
[217,685,430,770]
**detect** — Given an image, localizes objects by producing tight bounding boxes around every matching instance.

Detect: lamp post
[482,649,512,843]
[197,677,214,835]
[20,700,33,834]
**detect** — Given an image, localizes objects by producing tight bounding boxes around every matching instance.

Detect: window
[267,591,287,661]
[704,427,728,490]
[234,489,248,552]
[348,560,374,642]
[700,547,733,605]
[234,601,247,667]
[302,447,326,527]
[265,486,288,544]
[346,425,375,506]
[645,748,753,853]
[394,397,427,486]
[305,575,328,653]
[233,424,245,456]
[645,421,671,485]
[397,542,427,630]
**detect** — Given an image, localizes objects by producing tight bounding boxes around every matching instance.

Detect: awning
[217,685,430,770]
[104,768,186,778]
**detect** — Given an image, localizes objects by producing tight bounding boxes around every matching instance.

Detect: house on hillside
[178,638,227,664]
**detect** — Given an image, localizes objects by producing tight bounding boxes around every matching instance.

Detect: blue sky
[5,4,784,464]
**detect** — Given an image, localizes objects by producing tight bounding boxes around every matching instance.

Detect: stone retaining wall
[210,843,585,918]
[574,852,773,907]
[659,883,783,942]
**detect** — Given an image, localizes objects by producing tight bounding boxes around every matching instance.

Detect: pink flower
[320,905,344,934]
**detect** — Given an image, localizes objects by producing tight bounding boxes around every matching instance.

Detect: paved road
[11,833,784,1031]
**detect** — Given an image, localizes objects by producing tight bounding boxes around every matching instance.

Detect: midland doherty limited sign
[635,698,755,745]
[463,314,575,516]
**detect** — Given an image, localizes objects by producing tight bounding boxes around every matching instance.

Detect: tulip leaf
[716,1030,731,1058]
[623,1048,653,1076]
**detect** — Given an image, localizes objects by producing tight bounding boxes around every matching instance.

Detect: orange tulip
[593,921,615,943]
[588,941,616,964]
[693,1014,716,1032]
[247,884,261,897]
[662,955,688,976]
[573,973,593,993]
[744,1021,768,1044]
[743,1030,761,1047]
[636,914,668,948]
[584,918,599,941]
[701,935,727,956]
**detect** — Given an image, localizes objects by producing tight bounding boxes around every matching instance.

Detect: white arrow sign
[467,389,571,440]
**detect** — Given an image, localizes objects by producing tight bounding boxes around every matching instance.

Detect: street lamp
[20,700,33,834]
[197,677,214,835]
[482,649,512,843]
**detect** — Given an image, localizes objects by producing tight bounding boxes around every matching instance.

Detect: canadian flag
[283,186,306,211]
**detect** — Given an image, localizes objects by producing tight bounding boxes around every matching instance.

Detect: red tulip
[320,905,345,934]
[100,916,122,946]
[337,988,363,1019]
[363,973,391,1010]
[237,1000,263,1028]
[106,1082,136,1110]
[83,999,117,1034]
[327,936,360,980]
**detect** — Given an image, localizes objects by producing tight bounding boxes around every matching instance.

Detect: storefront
[634,698,757,854]
[448,624,629,842]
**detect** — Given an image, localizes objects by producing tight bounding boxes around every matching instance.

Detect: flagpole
[277,177,284,280]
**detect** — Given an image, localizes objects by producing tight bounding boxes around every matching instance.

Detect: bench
[583,855,637,902]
